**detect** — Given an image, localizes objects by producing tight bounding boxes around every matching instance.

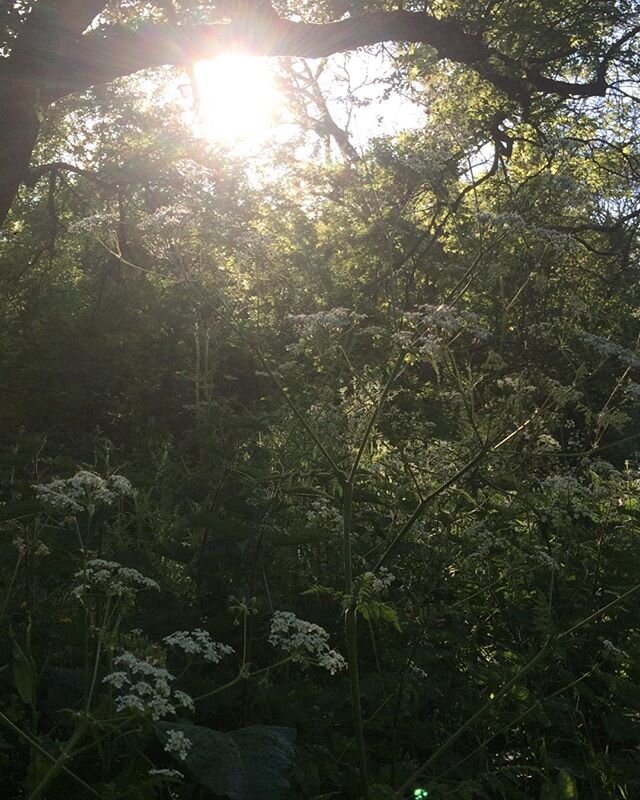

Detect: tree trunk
[0,93,41,228]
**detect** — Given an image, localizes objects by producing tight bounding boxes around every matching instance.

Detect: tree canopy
[1,0,639,224]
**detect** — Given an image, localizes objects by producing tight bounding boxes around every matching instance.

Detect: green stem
[348,352,405,483]
[0,552,23,626]
[395,637,552,797]
[437,665,598,780]
[343,481,369,799]
[193,656,294,702]
[85,597,112,714]
[396,580,640,796]
[0,711,97,799]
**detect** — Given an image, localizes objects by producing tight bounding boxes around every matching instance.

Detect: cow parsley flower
[269,611,346,674]
[103,651,193,721]
[34,470,136,515]
[360,567,395,595]
[163,729,192,761]
[163,629,234,663]
[72,559,159,601]
[289,308,365,335]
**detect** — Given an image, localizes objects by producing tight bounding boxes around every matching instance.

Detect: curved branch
[26,161,116,190]
[37,12,610,102]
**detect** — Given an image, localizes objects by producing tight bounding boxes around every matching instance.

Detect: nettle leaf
[156,722,296,800]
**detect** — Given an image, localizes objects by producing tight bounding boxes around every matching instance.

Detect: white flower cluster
[70,210,118,236]
[72,559,159,601]
[466,521,499,560]
[532,547,560,570]
[579,331,640,368]
[305,498,343,536]
[269,611,346,674]
[138,204,193,233]
[540,474,582,494]
[477,211,525,229]
[601,639,630,662]
[34,470,135,514]
[360,567,396,595]
[103,651,194,720]
[163,729,192,761]
[289,308,366,335]
[625,382,640,400]
[163,629,234,663]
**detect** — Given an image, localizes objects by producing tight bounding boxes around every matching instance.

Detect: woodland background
[2,2,640,799]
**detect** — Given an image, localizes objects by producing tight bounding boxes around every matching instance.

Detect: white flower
[601,639,629,662]
[269,611,346,674]
[103,651,194,721]
[163,629,234,663]
[289,308,365,335]
[360,568,395,595]
[34,470,135,515]
[163,729,192,761]
[71,559,159,601]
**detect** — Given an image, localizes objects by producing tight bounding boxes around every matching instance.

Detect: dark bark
[0,93,41,228]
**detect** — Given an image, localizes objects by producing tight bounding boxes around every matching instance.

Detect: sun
[193,55,282,143]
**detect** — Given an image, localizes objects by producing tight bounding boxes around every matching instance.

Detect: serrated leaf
[156,722,295,800]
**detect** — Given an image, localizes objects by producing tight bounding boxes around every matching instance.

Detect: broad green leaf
[156,722,296,800]
[229,725,296,799]
[156,722,245,799]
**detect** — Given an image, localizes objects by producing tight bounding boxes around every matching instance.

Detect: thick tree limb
[31,12,610,102]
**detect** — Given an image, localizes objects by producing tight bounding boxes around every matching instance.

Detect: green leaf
[556,769,578,799]
[156,722,296,800]
[12,638,37,708]
[229,725,296,799]
[156,722,244,799]
[359,600,402,632]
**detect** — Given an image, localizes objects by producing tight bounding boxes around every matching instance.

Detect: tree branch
[38,12,610,102]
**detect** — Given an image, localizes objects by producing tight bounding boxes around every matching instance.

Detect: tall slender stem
[343,480,370,799]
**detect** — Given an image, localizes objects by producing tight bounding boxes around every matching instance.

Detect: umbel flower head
[269,611,346,674]
[34,470,135,514]
[103,651,194,721]
[72,559,159,601]
[163,629,234,663]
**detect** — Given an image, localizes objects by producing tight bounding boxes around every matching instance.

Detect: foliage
[2,2,640,799]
